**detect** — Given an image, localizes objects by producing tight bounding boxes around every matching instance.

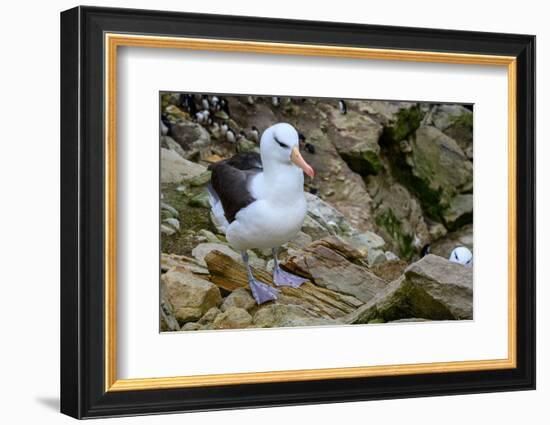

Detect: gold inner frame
[104,33,517,392]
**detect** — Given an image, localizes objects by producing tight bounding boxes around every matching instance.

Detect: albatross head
[260,123,315,178]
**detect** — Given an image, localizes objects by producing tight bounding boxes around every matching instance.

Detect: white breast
[225,166,307,251]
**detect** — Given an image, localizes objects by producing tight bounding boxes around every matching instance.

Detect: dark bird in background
[219,97,230,115]
[160,114,171,136]
[237,131,247,142]
[338,99,347,115]
[420,244,431,257]
[305,143,315,154]
[180,94,197,116]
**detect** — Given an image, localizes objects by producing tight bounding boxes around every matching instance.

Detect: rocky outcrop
[212,307,253,329]
[367,170,429,259]
[283,237,387,303]
[169,120,212,160]
[160,148,207,184]
[404,254,473,319]
[204,250,363,319]
[304,194,387,265]
[442,193,473,230]
[425,104,473,159]
[384,125,473,221]
[162,246,473,330]
[327,106,383,175]
[346,254,473,324]
[253,304,339,328]
[160,279,180,332]
[191,242,265,269]
[162,267,222,325]
[220,288,256,312]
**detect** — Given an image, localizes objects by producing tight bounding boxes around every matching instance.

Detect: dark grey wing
[208,154,262,223]
[224,152,262,171]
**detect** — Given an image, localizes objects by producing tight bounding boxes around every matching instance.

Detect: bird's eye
[274,137,289,149]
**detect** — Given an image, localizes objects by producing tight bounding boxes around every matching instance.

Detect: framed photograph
[60,6,536,419]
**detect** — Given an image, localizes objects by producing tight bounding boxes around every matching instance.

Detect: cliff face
[159,94,474,332]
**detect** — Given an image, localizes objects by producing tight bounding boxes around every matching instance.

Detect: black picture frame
[60,5,536,419]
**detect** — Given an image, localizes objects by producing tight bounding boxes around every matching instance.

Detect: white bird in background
[208,123,315,304]
[225,128,236,143]
[449,246,473,267]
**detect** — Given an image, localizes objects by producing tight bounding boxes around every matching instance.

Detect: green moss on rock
[161,183,216,256]
[382,105,424,143]
[375,208,415,259]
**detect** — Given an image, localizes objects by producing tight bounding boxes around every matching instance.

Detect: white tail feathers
[207,185,229,233]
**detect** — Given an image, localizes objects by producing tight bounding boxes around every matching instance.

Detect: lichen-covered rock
[198,307,221,325]
[169,120,211,159]
[378,103,424,142]
[383,125,473,224]
[363,101,421,131]
[442,194,473,230]
[160,148,207,184]
[304,193,355,236]
[253,304,339,328]
[197,229,221,243]
[160,252,210,275]
[285,231,313,250]
[188,171,212,187]
[342,231,386,258]
[181,322,201,331]
[160,223,176,236]
[212,307,253,329]
[284,237,387,303]
[304,193,386,260]
[370,259,408,282]
[163,104,189,122]
[367,170,429,259]
[328,106,383,175]
[188,190,210,208]
[204,250,363,318]
[345,276,455,324]
[162,268,222,324]
[345,254,473,324]
[191,243,265,269]
[161,135,186,158]
[220,288,256,312]
[427,104,473,158]
[404,254,473,319]
[160,280,180,332]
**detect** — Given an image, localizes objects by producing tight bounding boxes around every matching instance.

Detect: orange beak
[291,146,315,178]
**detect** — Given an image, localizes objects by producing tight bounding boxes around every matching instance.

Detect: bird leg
[241,251,278,304]
[272,247,308,288]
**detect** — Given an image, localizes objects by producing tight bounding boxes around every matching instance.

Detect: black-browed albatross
[208,123,315,304]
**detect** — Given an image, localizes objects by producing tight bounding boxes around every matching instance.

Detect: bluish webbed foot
[249,278,279,304]
[273,266,308,288]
